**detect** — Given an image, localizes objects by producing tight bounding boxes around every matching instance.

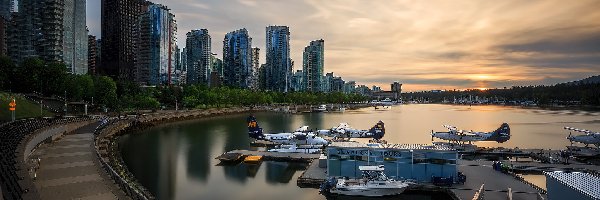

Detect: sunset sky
[87,0,600,91]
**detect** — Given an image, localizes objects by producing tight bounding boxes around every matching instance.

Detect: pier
[216,150,322,163]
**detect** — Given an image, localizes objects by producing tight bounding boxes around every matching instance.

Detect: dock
[217,150,321,163]
[297,161,327,188]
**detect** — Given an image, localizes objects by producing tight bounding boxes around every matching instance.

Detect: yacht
[320,165,411,197]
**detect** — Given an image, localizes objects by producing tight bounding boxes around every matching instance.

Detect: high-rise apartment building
[8,0,64,63]
[223,28,253,88]
[63,0,88,74]
[0,0,11,56]
[134,4,177,85]
[186,29,211,85]
[302,39,324,92]
[291,70,304,92]
[265,26,292,92]
[250,47,260,90]
[7,0,87,73]
[101,0,145,79]
[88,35,98,75]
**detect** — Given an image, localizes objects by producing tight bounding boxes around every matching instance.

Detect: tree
[0,55,15,91]
[94,76,118,109]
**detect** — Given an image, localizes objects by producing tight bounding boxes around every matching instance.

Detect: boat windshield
[361,170,390,181]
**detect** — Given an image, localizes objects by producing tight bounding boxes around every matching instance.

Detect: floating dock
[216,150,321,163]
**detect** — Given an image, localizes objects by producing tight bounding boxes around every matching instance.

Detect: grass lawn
[0,92,54,122]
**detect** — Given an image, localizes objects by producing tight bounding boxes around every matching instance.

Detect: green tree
[94,76,118,109]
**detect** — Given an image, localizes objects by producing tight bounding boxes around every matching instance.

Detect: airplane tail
[491,123,510,143]
[369,121,386,140]
[247,115,264,139]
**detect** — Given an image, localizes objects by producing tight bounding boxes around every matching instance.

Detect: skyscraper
[101,0,145,79]
[63,0,88,74]
[134,4,177,85]
[302,39,325,92]
[0,0,13,19]
[223,28,253,88]
[7,0,87,72]
[251,47,260,90]
[265,26,292,92]
[8,0,64,63]
[88,35,98,75]
[291,70,304,92]
[186,29,211,85]
[0,0,11,56]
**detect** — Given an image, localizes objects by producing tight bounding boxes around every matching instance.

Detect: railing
[93,119,155,200]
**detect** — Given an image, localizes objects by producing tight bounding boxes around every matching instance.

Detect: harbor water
[118,104,600,200]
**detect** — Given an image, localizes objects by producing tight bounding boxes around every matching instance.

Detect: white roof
[545,171,600,199]
[358,165,385,171]
[329,142,456,151]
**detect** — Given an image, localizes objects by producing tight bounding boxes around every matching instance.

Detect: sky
[87,0,600,91]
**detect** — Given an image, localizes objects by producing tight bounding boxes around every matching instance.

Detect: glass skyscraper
[265,26,292,92]
[135,4,177,85]
[302,39,325,92]
[186,29,211,85]
[223,28,253,89]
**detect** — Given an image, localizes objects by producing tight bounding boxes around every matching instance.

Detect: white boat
[313,104,327,112]
[268,145,322,154]
[320,165,411,197]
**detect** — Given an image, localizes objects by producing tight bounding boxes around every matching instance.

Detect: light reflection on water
[119,104,599,200]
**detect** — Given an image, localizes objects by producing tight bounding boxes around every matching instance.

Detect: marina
[116,105,600,200]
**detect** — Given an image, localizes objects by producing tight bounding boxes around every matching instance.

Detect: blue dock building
[326,142,458,182]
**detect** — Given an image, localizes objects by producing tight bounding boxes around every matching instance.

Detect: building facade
[265,26,292,92]
[101,0,145,79]
[186,29,211,85]
[223,28,253,89]
[391,81,402,100]
[0,16,6,56]
[134,4,177,85]
[291,70,304,92]
[331,76,345,93]
[250,47,260,90]
[302,39,325,92]
[63,0,88,74]
[8,0,64,63]
[327,142,458,182]
[88,35,98,75]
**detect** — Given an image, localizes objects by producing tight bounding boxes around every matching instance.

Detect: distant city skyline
[86,0,600,91]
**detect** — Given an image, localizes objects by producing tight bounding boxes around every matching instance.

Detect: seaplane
[247,116,329,146]
[316,121,386,140]
[565,127,600,148]
[431,123,511,144]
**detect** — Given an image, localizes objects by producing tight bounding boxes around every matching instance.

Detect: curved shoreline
[94,107,258,199]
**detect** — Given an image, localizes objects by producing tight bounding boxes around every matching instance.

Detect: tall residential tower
[223,28,253,88]
[302,39,325,92]
[186,29,211,85]
[264,26,292,92]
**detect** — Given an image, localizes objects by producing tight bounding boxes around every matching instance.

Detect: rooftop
[328,142,456,151]
[545,171,600,199]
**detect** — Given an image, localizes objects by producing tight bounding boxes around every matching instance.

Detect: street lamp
[410,149,414,180]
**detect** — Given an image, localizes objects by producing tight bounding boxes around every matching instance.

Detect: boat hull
[330,187,407,197]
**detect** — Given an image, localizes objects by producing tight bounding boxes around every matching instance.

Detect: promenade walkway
[30,123,128,200]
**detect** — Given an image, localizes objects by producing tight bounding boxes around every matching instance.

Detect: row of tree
[404,83,600,106]
[0,56,369,112]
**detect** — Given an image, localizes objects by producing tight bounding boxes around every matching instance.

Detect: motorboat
[320,165,411,197]
[313,104,327,112]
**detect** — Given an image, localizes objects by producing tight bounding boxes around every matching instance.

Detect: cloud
[87,0,600,91]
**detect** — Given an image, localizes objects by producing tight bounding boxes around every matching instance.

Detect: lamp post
[410,149,414,180]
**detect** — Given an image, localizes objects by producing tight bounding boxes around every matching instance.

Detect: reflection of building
[302,39,324,92]
[545,171,600,200]
[223,28,253,88]
[327,142,457,182]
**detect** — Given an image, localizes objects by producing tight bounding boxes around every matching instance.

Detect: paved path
[31,123,129,200]
[453,160,546,200]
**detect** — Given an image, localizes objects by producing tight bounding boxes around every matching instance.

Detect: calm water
[119,104,600,200]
